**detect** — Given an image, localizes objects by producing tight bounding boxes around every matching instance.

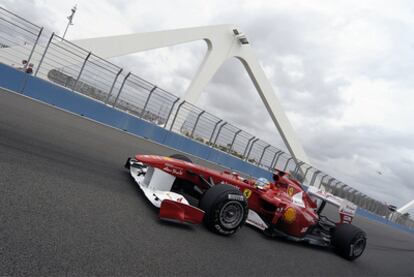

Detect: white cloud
[3,0,414,212]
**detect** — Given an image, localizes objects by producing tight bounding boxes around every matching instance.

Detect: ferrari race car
[125,154,367,260]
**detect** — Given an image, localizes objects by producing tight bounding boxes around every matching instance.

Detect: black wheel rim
[219,201,244,229]
[351,236,366,257]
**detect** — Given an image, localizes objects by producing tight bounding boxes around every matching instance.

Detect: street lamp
[63,5,77,39]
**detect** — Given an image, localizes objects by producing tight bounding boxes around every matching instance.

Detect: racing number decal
[287,186,294,197]
[243,189,252,199]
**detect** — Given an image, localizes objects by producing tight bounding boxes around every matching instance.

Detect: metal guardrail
[0,6,412,229]
[0,7,43,71]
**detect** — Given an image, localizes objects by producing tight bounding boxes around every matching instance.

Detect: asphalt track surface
[1,88,414,276]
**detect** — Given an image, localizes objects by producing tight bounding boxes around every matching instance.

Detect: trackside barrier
[355,208,414,235]
[0,63,273,181]
[1,6,413,232]
[1,63,413,235]
[0,7,376,198]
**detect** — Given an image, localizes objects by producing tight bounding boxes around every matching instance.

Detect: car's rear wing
[307,186,357,223]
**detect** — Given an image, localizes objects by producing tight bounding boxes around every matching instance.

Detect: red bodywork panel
[135,154,319,237]
[159,199,205,224]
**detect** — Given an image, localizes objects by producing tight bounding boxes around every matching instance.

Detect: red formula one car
[125,154,367,260]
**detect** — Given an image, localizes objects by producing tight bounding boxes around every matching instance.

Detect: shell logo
[283,207,296,224]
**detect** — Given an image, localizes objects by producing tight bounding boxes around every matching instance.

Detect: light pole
[63,5,77,39]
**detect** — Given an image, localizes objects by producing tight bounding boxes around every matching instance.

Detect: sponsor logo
[283,207,296,224]
[228,194,244,201]
[291,192,306,208]
[163,166,183,176]
[287,186,294,197]
[342,215,352,223]
[214,224,234,235]
[340,203,357,215]
[243,189,252,199]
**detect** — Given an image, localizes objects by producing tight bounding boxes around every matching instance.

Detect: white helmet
[255,177,269,189]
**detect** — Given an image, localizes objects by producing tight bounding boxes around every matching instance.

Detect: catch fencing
[0,6,412,229]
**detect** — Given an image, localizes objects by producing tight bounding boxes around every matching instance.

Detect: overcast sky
[2,0,414,212]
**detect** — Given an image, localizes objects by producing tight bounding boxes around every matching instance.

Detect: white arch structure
[397,200,414,214]
[72,24,309,164]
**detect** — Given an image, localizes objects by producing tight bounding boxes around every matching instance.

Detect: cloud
[3,0,414,211]
[305,122,414,204]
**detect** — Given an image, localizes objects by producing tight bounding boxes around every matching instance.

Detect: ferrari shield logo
[288,186,294,197]
[243,189,252,199]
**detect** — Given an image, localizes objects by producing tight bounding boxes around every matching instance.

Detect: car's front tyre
[199,184,248,236]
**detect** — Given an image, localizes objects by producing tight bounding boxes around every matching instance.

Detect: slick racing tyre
[199,184,248,236]
[124,157,132,169]
[169,154,193,163]
[333,223,367,260]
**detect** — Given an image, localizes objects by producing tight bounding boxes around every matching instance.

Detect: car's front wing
[127,158,204,224]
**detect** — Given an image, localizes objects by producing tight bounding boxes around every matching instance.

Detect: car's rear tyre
[169,154,193,163]
[199,184,248,236]
[332,223,367,260]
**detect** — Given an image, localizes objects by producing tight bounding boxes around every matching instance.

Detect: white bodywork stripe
[307,186,357,216]
[246,210,268,230]
[130,166,189,208]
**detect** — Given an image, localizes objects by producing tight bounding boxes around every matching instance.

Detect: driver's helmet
[255,177,270,189]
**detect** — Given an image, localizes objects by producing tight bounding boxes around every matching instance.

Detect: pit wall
[1,63,412,235]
